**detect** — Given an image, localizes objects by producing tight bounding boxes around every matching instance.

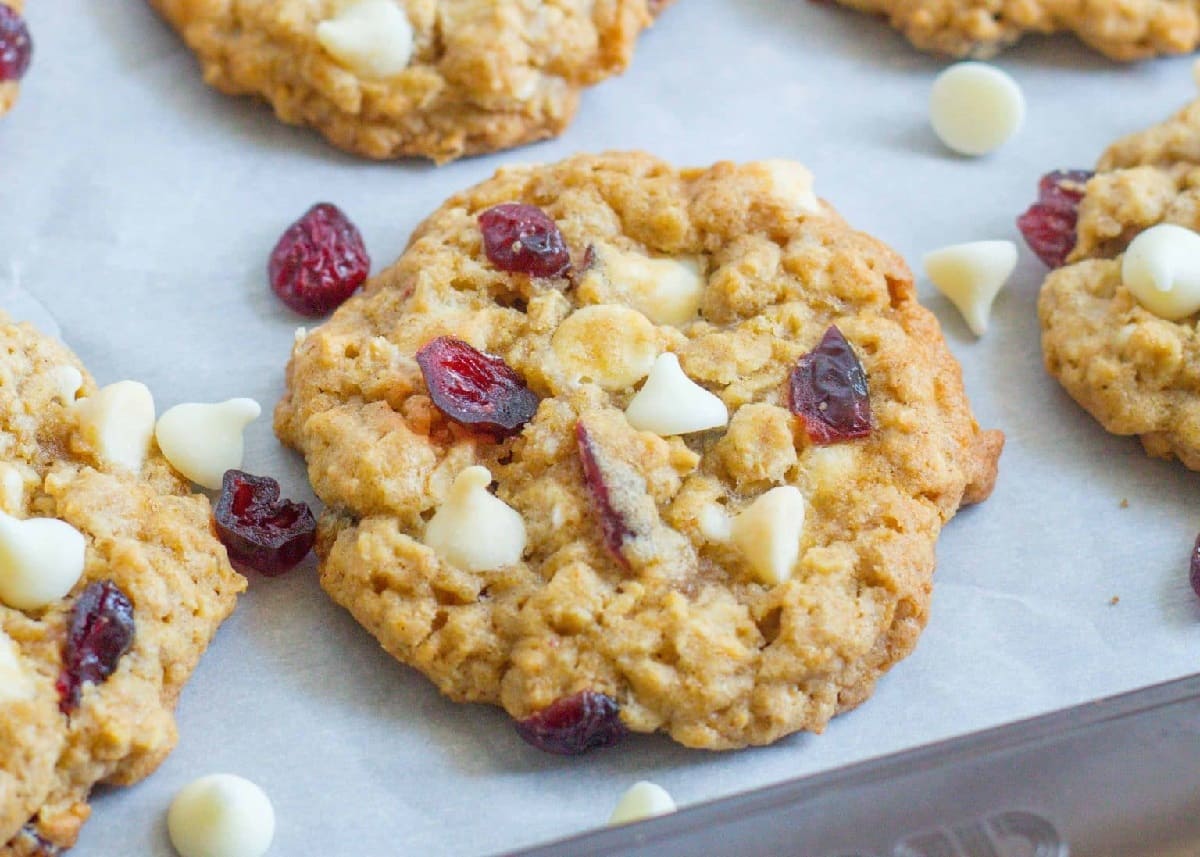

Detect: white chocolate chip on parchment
[625,353,728,436]
[930,63,1024,156]
[75,380,156,473]
[923,240,1018,336]
[0,511,86,611]
[168,774,276,857]
[1122,223,1200,321]
[155,399,262,491]
[423,466,527,572]
[609,781,678,825]
[730,486,806,586]
[317,0,415,78]
[551,305,659,390]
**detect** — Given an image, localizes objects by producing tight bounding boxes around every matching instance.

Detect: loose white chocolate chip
[168,774,276,857]
[552,305,659,390]
[930,63,1024,156]
[423,466,526,572]
[155,399,262,491]
[0,631,34,703]
[730,486,806,586]
[625,353,728,436]
[590,245,705,326]
[1122,223,1200,321]
[0,511,86,611]
[748,160,822,214]
[75,380,156,473]
[609,781,677,826]
[316,0,415,78]
[923,240,1018,336]
[49,365,83,405]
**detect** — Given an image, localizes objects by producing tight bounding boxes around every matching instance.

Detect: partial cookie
[832,0,1200,59]
[277,152,1002,750]
[0,0,31,117]
[0,318,244,854]
[1028,97,1200,471]
[148,0,670,163]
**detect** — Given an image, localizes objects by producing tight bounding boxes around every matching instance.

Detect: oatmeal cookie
[148,0,671,163]
[832,0,1200,59]
[276,152,1002,750]
[1034,98,1200,470]
[0,0,30,117]
[0,318,244,854]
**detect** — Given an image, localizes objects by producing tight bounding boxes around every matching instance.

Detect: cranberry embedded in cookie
[1017,170,1093,269]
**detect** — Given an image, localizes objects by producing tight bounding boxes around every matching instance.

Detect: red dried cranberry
[214,470,316,576]
[268,203,370,317]
[575,421,633,568]
[0,6,31,83]
[1190,534,1200,601]
[478,203,571,278]
[56,581,135,714]
[415,337,539,438]
[788,325,872,444]
[514,690,627,755]
[1017,170,1093,268]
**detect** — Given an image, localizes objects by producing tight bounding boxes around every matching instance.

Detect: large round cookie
[832,0,1200,59]
[1036,98,1200,470]
[276,152,1003,750]
[0,317,244,854]
[148,0,670,163]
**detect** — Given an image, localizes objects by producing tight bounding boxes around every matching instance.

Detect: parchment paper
[3,2,1199,854]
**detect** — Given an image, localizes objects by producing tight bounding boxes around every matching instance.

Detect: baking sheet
[4,3,1200,855]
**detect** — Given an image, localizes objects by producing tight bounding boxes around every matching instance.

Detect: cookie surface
[148,0,669,163]
[0,319,244,854]
[1039,99,1200,470]
[276,152,1002,750]
[833,0,1200,59]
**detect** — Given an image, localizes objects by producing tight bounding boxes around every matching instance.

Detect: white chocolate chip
[1121,223,1200,321]
[294,327,308,346]
[697,503,732,542]
[75,381,156,473]
[930,63,1024,156]
[586,245,705,327]
[423,466,526,572]
[730,487,806,586]
[609,781,677,826]
[923,240,1018,336]
[0,512,86,611]
[551,305,659,390]
[317,0,415,79]
[625,353,728,436]
[155,399,262,491]
[49,366,83,406]
[747,160,822,214]
[0,631,34,703]
[805,445,859,493]
[167,774,276,857]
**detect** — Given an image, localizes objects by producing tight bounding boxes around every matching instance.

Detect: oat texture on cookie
[276,152,1003,750]
[832,0,1200,59]
[0,317,244,854]
[1036,97,1200,471]
[147,0,672,163]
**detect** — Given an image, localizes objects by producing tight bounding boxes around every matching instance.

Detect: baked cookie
[1028,97,1200,471]
[832,0,1200,59]
[0,0,31,117]
[0,317,244,854]
[276,152,1002,750]
[148,0,671,163]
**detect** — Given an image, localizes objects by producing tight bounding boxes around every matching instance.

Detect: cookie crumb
[1120,498,1129,509]
[1109,596,1120,606]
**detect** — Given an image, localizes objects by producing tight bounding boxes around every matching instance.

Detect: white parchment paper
[4,2,1200,854]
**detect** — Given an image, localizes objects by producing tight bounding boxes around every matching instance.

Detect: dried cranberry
[268,203,370,317]
[1190,534,1200,601]
[788,325,872,444]
[575,421,633,567]
[0,6,31,83]
[1017,170,1094,268]
[214,470,316,576]
[56,581,135,714]
[415,337,540,438]
[478,203,571,278]
[514,690,627,755]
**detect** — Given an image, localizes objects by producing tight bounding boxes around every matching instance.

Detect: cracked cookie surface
[276,152,1002,750]
[1040,98,1200,470]
[148,0,670,163]
[0,318,244,855]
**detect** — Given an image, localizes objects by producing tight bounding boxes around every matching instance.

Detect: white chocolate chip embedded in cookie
[625,353,728,436]
[730,486,807,586]
[1121,223,1200,321]
[423,466,527,572]
[0,512,86,611]
[316,0,415,79]
[75,380,156,473]
[155,398,262,491]
[579,245,705,326]
[0,630,34,703]
[552,305,660,390]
